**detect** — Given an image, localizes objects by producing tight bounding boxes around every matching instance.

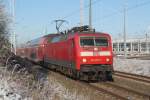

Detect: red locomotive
[17,26,113,81]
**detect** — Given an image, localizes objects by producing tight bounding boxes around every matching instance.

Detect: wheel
[106,71,114,81]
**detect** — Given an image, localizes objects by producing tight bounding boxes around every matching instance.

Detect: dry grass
[0,58,91,100]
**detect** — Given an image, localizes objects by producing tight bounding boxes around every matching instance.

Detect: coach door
[68,39,75,67]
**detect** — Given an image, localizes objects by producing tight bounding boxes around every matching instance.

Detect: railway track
[46,66,150,100]
[85,83,128,100]
[89,82,150,100]
[2,54,150,100]
[84,71,150,100]
[114,71,150,83]
[39,64,150,100]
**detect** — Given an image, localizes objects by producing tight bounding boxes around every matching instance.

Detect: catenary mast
[89,0,92,31]
[123,0,127,57]
[80,0,84,26]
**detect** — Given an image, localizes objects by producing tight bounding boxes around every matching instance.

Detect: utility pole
[145,32,149,53]
[89,0,92,31]
[53,20,68,33]
[13,0,16,55]
[10,0,16,54]
[9,0,13,53]
[10,33,13,53]
[80,0,84,26]
[123,1,127,58]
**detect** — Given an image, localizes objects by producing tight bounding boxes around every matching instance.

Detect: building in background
[113,37,150,56]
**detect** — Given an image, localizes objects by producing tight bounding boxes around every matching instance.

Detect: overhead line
[127,0,150,11]
[62,0,150,27]
[93,0,150,24]
[62,0,102,20]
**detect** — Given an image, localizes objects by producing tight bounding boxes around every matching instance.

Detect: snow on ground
[1,57,150,100]
[45,77,90,100]
[0,81,22,100]
[0,70,23,100]
[114,57,150,77]
[0,65,88,100]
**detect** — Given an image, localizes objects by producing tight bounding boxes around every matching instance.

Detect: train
[17,25,114,81]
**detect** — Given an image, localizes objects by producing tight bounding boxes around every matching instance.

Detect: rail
[85,83,128,100]
[114,71,150,83]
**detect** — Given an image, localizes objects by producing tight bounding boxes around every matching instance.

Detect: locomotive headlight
[82,58,87,63]
[106,58,110,62]
[94,47,98,51]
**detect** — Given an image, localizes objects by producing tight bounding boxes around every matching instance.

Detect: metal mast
[12,0,16,54]
[146,33,149,53]
[123,1,127,57]
[80,0,84,26]
[9,0,12,52]
[89,0,92,31]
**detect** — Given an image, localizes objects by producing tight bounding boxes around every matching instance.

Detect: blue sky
[3,0,150,44]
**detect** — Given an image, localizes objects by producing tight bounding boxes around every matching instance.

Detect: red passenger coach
[17,34,59,63]
[17,26,113,81]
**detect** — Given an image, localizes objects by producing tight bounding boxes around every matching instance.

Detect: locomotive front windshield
[80,37,108,47]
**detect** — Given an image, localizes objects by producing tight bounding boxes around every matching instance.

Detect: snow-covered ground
[0,80,22,100]
[114,57,150,77]
[0,65,88,100]
[0,69,23,100]
[1,57,150,100]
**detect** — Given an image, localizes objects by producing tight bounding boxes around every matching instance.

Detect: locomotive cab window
[80,37,94,46]
[95,37,108,46]
[80,37,108,47]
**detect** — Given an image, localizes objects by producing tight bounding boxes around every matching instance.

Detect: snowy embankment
[0,69,22,100]
[0,80,22,100]
[114,57,150,77]
[0,64,88,100]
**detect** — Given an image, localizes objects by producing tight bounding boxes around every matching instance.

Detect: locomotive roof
[78,32,109,35]
[25,25,110,46]
[25,31,110,47]
[43,33,59,37]
[67,31,110,36]
[26,33,59,46]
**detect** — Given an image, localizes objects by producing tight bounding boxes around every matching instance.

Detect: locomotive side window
[80,37,108,47]
[51,35,67,43]
[48,38,52,43]
[60,35,67,41]
[51,36,61,43]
